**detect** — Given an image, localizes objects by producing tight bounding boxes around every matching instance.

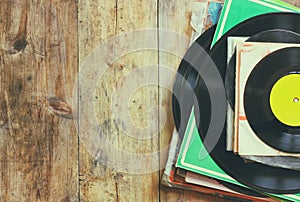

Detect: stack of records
[162,0,300,201]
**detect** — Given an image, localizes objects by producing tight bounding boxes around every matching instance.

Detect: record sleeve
[211,0,300,46]
[243,47,300,153]
[236,42,300,156]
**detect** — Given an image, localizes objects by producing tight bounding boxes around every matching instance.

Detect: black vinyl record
[172,25,216,136]
[225,29,300,109]
[192,13,300,194]
[244,47,300,153]
[172,25,265,197]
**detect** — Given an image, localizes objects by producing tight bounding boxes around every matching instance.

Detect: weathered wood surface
[0,0,299,202]
[285,0,300,7]
[78,0,160,201]
[0,0,78,201]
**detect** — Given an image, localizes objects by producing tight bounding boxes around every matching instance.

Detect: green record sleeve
[211,0,300,47]
[176,108,300,201]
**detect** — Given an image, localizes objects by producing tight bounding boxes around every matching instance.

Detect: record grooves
[172,25,216,136]
[193,13,300,194]
[244,47,300,153]
[172,25,265,197]
[225,29,300,109]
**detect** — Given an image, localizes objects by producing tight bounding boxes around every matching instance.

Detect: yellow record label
[270,74,300,127]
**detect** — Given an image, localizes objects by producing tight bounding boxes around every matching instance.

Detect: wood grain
[0,0,299,201]
[78,0,160,201]
[286,0,300,7]
[0,0,78,201]
[78,2,118,200]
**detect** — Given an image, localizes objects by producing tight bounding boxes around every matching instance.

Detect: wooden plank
[0,0,78,201]
[78,2,117,201]
[78,0,160,201]
[157,0,193,201]
[285,0,300,7]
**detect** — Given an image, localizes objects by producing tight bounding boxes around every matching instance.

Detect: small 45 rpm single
[244,47,300,153]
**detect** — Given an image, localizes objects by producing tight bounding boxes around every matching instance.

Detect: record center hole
[293,97,299,103]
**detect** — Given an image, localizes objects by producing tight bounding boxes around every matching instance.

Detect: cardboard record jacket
[193,13,300,194]
[244,47,300,153]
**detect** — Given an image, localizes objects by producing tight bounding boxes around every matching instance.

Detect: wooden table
[0,0,299,201]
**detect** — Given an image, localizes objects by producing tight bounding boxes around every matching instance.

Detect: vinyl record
[172,25,216,136]
[244,47,300,153]
[172,25,266,197]
[193,13,300,194]
[225,29,300,109]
